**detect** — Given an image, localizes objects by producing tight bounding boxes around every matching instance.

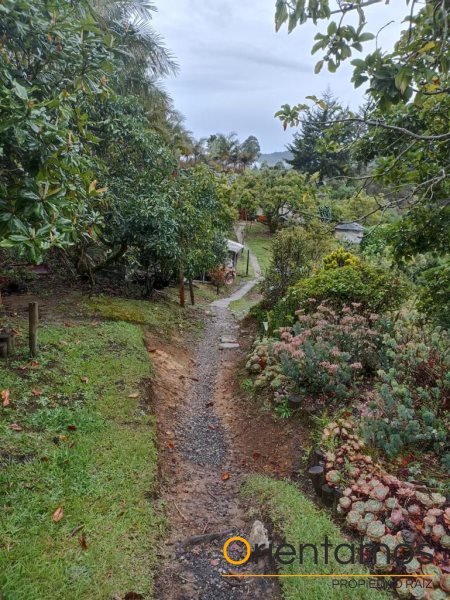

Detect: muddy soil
[150,301,307,600]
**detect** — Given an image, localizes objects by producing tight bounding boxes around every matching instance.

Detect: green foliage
[323,247,360,269]
[275,305,383,402]
[362,316,450,464]
[241,475,388,599]
[0,0,112,260]
[418,259,450,328]
[262,225,333,306]
[0,314,162,598]
[286,92,357,180]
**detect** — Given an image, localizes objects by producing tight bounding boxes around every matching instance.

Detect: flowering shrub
[273,304,384,401]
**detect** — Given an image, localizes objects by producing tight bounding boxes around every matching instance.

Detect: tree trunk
[179,261,185,308]
[189,280,195,306]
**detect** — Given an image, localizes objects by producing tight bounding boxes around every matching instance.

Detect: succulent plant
[410,586,426,599]
[357,520,368,533]
[363,512,376,524]
[374,551,392,572]
[429,589,448,600]
[422,564,442,586]
[346,511,362,527]
[405,557,421,574]
[326,470,341,485]
[431,524,446,542]
[416,491,435,508]
[444,508,450,527]
[390,508,404,526]
[396,579,413,599]
[424,515,437,527]
[408,504,422,516]
[385,497,399,510]
[440,574,450,593]
[365,499,383,513]
[431,493,446,507]
[371,484,390,501]
[366,520,385,541]
[353,501,366,513]
[380,534,397,552]
[440,535,450,549]
[339,496,352,511]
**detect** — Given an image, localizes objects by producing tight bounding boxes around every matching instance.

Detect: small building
[334,222,365,244]
[226,240,244,270]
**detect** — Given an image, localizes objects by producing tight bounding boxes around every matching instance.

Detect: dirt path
[151,247,302,599]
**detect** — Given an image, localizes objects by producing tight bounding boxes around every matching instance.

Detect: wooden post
[29,302,38,357]
[308,465,324,496]
[246,249,250,276]
[189,280,195,306]
[178,262,185,308]
[7,330,15,356]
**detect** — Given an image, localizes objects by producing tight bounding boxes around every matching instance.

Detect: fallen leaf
[166,442,175,450]
[64,322,75,328]
[32,388,43,397]
[52,507,64,523]
[80,376,88,383]
[221,472,230,481]
[124,593,145,600]
[208,424,216,430]
[9,423,22,431]
[30,360,40,369]
[18,365,28,371]
[67,424,77,431]
[128,393,139,399]
[2,389,10,407]
[79,533,88,550]
[210,558,220,566]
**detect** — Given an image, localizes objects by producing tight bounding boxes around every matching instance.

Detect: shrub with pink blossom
[274,304,384,401]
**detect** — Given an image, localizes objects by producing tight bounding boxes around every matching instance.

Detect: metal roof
[227,240,244,254]
[334,222,365,232]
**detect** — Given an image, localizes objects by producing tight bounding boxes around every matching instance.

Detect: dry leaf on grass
[2,389,10,407]
[31,388,43,397]
[79,534,88,550]
[221,472,230,481]
[52,507,64,523]
[80,376,88,383]
[9,423,22,431]
[128,393,139,399]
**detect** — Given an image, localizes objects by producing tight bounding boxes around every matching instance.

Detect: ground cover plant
[0,300,165,599]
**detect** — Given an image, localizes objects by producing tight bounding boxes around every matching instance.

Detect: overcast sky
[152,2,407,153]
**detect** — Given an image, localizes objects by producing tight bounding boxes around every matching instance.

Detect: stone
[220,336,237,344]
[219,342,240,350]
[248,520,270,553]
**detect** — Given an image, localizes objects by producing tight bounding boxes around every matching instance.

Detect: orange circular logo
[223,536,251,565]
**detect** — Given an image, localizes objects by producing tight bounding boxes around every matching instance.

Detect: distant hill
[257,150,293,167]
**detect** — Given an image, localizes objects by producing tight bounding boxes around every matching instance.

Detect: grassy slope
[244,222,273,274]
[0,296,189,600]
[229,223,273,318]
[242,476,389,600]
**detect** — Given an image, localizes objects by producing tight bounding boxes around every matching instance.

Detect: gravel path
[155,244,279,600]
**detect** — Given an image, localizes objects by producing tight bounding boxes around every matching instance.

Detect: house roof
[334,222,365,232]
[227,240,244,255]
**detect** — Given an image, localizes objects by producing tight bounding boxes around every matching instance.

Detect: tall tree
[286,91,357,181]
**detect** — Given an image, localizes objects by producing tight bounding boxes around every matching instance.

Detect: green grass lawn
[243,222,273,274]
[241,476,389,600]
[0,299,173,599]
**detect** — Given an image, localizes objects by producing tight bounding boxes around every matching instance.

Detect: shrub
[362,316,450,465]
[261,226,333,307]
[418,259,450,329]
[323,247,360,269]
[273,304,384,401]
[294,262,407,313]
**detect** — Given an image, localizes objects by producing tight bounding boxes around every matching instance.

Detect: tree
[239,136,261,170]
[287,91,357,181]
[0,0,113,261]
[273,0,450,262]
